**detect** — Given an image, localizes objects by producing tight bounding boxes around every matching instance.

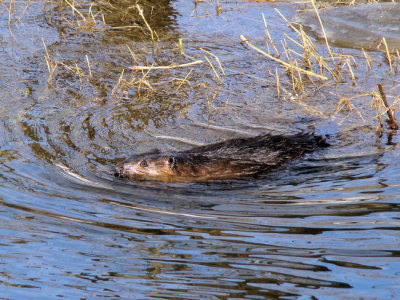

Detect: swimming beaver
[114,132,329,182]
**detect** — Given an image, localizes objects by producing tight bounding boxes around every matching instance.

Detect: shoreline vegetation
[7,0,400,133]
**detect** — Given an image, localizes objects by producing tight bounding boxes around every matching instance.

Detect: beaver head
[115,153,176,179]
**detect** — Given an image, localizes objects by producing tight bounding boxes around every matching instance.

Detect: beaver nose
[114,165,124,177]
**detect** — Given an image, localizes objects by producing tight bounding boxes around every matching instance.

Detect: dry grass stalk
[200,48,226,75]
[177,40,197,61]
[216,0,223,15]
[281,39,290,61]
[112,69,126,95]
[63,62,85,78]
[379,37,392,72]
[336,87,399,131]
[136,4,158,42]
[130,60,203,70]
[295,63,305,93]
[8,0,14,27]
[240,34,328,80]
[262,13,279,56]
[137,67,154,93]
[7,0,31,25]
[361,48,372,71]
[345,60,356,86]
[178,38,186,56]
[75,63,85,88]
[112,69,154,96]
[126,45,139,64]
[86,55,92,77]
[111,25,140,30]
[271,10,345,82]
[274,8,300,34]
[299,27,342,81]
[321,57,341,81]
[275,68,280,101]
[283,33,303,51]
[310,0,335,62]
[286,47,304,60]
[336,94,368,123]
[289,68,296,92]
[175,68,194,91]
[64,0,105,30]
[43,38,96,86]
[284,31,312,72]
[204,55,221,80]
[65,0,88,21]
[42,38,59,82]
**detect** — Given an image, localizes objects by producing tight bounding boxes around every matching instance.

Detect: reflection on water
[297,2,400,51]
[0,0,400,298]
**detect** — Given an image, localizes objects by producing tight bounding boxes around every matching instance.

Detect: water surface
[0,0,400,298]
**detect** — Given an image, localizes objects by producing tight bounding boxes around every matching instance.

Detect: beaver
[114,132,329,182]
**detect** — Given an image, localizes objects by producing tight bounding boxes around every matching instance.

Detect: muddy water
[1,0,400,298]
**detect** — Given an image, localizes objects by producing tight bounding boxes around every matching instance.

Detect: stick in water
[377,83,398,130]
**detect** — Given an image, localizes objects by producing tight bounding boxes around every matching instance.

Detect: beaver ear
[168,156,177,170]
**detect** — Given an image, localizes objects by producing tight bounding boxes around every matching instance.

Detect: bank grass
[239,6,400,131]
[40,0,400,131]
[122,37,226,93]
[42,37,213,98]
[240,8,351,94]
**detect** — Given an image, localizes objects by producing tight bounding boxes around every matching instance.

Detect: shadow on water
[0,0,400,298]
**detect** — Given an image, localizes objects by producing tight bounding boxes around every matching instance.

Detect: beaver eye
[140,160,148,167]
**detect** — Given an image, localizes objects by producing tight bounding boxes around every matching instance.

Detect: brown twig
[378,83,398,130]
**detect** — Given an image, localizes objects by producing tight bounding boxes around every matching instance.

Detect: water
[297,2,400,51]
[0,0,400,298]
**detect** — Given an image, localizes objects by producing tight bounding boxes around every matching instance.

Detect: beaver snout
[114,164,125,178]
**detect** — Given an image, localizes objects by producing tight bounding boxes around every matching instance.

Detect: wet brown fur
[114,132,329,182]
